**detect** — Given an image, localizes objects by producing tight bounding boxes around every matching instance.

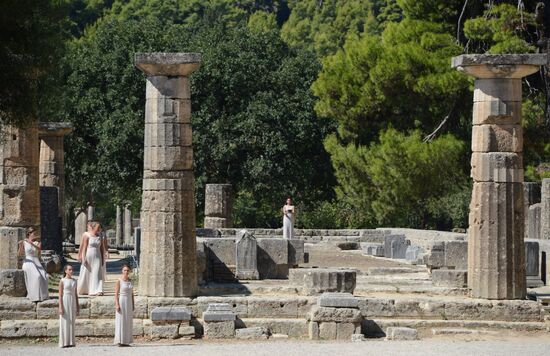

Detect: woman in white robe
[18,227,49,302]
[58,265,79,347]
[77,221,105,295]
[114,264,134,346]
[282,197,295,239]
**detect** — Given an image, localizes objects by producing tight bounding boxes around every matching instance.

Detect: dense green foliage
[3,0,550,230]
[0,0,69,126]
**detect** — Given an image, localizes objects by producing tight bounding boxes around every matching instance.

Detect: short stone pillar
[204,184,233,228]
[542,179,550,240]
[87,205,94,220]
[528,203,542,240]
[115,205,123,247]
[524,182,541,238]
[235,230,259,280]
[74,209,87,245]
[135,52,201,297]
[123,205,132,245]
[203,303,236,339]
[309,293,362,340]
[0,124,40,270]
[38,122,72,240]
[452,54,546,299]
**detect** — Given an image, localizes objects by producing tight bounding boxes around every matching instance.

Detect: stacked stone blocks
[308,293,362,340]
[135,53,201,297]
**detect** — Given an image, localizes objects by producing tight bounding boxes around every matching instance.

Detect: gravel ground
[3,337,550,356]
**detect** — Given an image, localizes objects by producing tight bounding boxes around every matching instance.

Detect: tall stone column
[542,179,550,240]
[204,184,233,228]
[123,204,132,245]
[453,54,545,299]
[115,205,123,247]
[0,123,40,269]
[135,53,201,297]
[38,122,73,244]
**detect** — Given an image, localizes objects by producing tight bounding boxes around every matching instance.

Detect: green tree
[0,0,69,127]
[326,129,468,229]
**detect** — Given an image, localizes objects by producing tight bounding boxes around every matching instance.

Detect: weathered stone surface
[542,179,550,240]
[405,246,424,262]
[528,203,542,240]
[308,321,319,340]
[0,124,40,229]
[309,306,362,323]
[204,184,233,228]
[336,322,360,340]
[469,182,525,299]
[150,323,180,338]
[318,321,336,340]
[288,239,305,266]
[525,241,544,288]
[39,187,61,254]
[471,124,522,152]
[1,320,49,338]
[351,333,366,342]
[318,293,358,309]
[136,53,200,298]
[361,242,384,257]
[289,268,357,295]
[524,182,542,239]
[384,235,409,259]
[235,326,268,340]
[0,227,25,269]
[196,228,222,238]
[385,326,418,341]
[444,241,468,269]
[0,297,36,319]
[257,238,289,279]
[178,324,195,338]
[472,100,521,125]
[151,307,192,322]
[431,269,467,288]
[235,230,259,280]
[123,205,132,245]
[203,303,236,321]
[470,152,523,183]
[74,209,87,245]
[204,320,234,339]
[0,270,26,297]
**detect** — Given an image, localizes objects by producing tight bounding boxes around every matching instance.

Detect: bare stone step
[318,293,358,308]
[367,267,422,275]
[432,328,498,335]
[384,326,418,340]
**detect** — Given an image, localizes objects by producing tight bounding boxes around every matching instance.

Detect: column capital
[134,52,201,77]
[452,54,545,78]
[38,122,73,137]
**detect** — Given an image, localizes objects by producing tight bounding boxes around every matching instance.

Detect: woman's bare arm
[58,280,64,315]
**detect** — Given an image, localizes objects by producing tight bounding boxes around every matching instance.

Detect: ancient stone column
[123,205,132,245]
[542,178,550,240]
[38,122,73,248]
[452,54,545,299]
[115,205,123,247]
[0,123,41,269]
[524,182,541,238]
[87,205,94,220]
[74,209,87,245]
[135,52,201,297]
[204,184,233,228]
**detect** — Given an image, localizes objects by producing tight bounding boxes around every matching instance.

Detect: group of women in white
[19,221,134,348]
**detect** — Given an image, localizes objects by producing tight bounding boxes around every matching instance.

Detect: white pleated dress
[59,277,77,347]
[282,206,295,239]
[114,279,134,345]
[77,234,104,295]
[22,240,49,302]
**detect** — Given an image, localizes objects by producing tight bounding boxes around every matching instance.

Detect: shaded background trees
[3,0,550,230]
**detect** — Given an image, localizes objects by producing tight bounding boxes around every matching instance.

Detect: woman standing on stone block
[18,227,49,302]
[59,264,79,347]
[282,197,295,239]
[77,221,105,296]
[114,264,134,346]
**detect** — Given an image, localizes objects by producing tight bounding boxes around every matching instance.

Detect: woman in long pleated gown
[59,265,79,347]
[18,227,49,302]
[282,197,295,240]
[77,221,105,295]
[114,264,134,346]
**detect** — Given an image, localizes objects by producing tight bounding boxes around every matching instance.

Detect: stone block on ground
[525,241,544,288]
[150,307,192,323]
[235,229,259,280]
[288,239,305,266]
[384,235,409,259]
[203,303,236,322]
[424,243,445,270]
[318,292,358,308]
[308,321,319,340]
[405,246,424,263]
[309,306,362,323]
[178,325,195,338]
[318,321,336,340]
[235,326,268,340]
[361,242,384,257]
[204,320,235,339]
[289,268,357,295]
[0,269,26,297]
[431,269,467,288]
[257,238,289,279]
[444,241,468,269]
[385,326,419,341]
